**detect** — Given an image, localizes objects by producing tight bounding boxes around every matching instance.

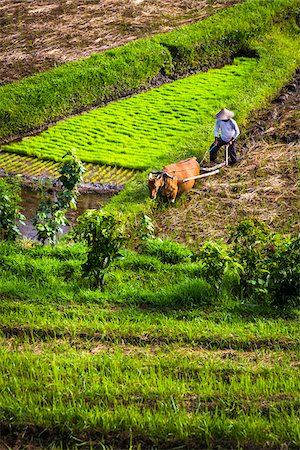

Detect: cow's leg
[170,186,178,203]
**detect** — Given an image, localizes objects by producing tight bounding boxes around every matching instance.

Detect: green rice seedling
[0,39,172,140]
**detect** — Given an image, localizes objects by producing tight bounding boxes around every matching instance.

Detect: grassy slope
[0,242,299,449]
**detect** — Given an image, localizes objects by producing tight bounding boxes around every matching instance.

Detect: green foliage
[33,198,68,246]
[57,149,85,196]
[267,235,300,306]
[137,214,155,241]
[0,177,25,241]
[33,150,85,245]
[230,219,300,307]
[74,209,128,289]
[143,237,193,264]
[196,240,243,294]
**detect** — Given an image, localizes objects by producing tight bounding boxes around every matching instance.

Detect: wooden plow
[182,145,229,183]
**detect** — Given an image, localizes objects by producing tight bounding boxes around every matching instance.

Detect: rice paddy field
[1,1,300,449]
[2,57,257,170]
[0,151,137,186]
[3,29,300,174]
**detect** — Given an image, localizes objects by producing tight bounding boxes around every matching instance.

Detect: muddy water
[19,185,118,240]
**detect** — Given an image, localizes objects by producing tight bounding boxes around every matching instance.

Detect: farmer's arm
[214,119,220,143]
[232,119,240,140]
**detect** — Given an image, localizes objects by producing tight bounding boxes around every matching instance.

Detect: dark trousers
[209,138,237,164]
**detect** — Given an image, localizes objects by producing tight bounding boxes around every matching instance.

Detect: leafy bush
[74,210,128,289]
[137,214,155,242]
[196,240,243,295]
[143,238,194,264]
[33,150,85,245]
[267,235,300,306]
[229,219,300,307]
[0,177,25,241]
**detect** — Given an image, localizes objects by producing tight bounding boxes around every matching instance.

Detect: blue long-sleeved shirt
[214,118,240,142]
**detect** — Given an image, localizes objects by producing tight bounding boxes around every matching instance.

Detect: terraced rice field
[3,58,257,170]
[0,151,137,185]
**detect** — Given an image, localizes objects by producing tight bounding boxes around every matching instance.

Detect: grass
[0,240,299,449]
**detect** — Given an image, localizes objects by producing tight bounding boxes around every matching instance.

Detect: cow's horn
[164,172,174,180]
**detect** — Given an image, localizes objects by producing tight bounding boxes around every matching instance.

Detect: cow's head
[161,173,178,203]
[148,172,164,199]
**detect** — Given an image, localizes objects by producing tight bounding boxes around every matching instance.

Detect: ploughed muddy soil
[1,0,240,84]
[153,71,300,242]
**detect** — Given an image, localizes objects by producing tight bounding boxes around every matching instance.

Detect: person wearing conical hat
[209,108,240,165]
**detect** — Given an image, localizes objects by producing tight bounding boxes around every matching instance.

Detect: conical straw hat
[215,108,234,120]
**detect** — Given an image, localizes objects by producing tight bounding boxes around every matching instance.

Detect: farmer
[210,108,240,165]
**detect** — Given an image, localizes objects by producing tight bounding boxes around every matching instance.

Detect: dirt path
[0,0,240,84]
[153,72,300,241]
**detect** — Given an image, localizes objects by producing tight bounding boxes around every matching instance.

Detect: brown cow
[148,157,200,202]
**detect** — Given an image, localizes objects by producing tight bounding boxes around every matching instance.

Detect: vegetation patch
[0,151,137,185]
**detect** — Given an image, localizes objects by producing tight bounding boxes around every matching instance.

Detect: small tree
[33,196,68,245]
[57,149,85,209]
[197,240,242,295]
[74,209,128,289]
[0,177,25,241]
[33,150,85,245]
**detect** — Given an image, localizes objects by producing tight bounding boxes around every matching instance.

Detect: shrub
[264,235,300,307]
[33,150,85,245]
[73,209,128,289]
[229,219,300,307]
[0,177,25,241]
[196,240,243,295]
